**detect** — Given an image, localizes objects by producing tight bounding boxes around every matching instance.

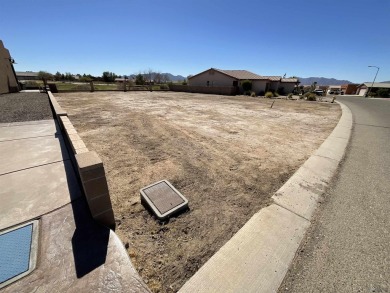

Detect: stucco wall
[252,80,267,94]
[280,82,296,94]
[189,69,236,87]
[170,84,236,95]
[0,40,19,94]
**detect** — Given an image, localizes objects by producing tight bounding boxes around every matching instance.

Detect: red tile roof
[214,69,268,80]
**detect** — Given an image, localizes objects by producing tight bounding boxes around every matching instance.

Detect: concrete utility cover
[0,221,39,289]
[140,180,188,220]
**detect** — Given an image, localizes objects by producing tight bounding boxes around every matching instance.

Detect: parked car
[313,89,324,96]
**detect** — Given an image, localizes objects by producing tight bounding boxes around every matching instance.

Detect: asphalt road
[279,96,390,293]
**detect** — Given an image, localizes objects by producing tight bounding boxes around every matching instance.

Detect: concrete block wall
[48,91,115,228]
[169,84,236,95]
[75,151,115,228]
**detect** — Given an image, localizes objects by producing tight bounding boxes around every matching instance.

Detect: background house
[341,84,358,95]
[356,82,390,96]
[188,68,299,95]
[16,71,40,81]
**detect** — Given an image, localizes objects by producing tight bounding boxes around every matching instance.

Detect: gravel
[0,92,54,123]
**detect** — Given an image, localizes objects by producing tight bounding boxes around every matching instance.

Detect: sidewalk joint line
[0,159,70,176]
[0,134,62,143]
[273,201,311,222]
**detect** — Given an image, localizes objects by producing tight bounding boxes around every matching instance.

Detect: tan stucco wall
[0,40,19,94]
[280,82,296,94]
[189,69,236,87]
[252,80,267,93]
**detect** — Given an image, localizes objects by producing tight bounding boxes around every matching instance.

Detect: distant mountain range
[162,73,186,81]
[129,72,185,82]
[297,77,353,86]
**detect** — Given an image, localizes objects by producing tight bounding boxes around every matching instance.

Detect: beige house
[188,68,299,95]
[0,40,19,94]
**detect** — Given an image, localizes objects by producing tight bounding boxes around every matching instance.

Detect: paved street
[280,96,390,293]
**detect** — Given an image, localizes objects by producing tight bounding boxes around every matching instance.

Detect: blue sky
[1,0,389,83]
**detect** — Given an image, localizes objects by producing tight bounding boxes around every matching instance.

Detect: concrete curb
[179,102,352,293]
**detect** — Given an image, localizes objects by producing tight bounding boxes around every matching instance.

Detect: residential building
[188,68,299,95]
[16,71,40,81]
[356,82,390,96]
[0,40,19,94]
[341,84,358,95]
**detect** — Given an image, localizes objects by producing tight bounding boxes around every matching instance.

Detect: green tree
[135,73,145,85]
[54,71,62,81]
[38,71,53,81]
[241,80,252,93]
[102,71,117,82]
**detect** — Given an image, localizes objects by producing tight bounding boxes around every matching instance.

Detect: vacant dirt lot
[56,91,340,292]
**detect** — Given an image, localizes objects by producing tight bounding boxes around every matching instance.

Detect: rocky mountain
[162,73,186,82]
[298,77,352,86]
[129,72,185,82]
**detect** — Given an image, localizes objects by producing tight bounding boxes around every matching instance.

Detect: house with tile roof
[356,82,390,96]
[188,68,299,95]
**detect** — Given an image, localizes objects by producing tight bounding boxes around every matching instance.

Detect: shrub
[274,92,279,97]
[277,86,285,95]
[377,88,390,97]
[265,91,273,98]
[250,91,256,97]
[287,93,293,99]
[241,80,252,92]
[306,93,317,101]
[368,92,377,97]
[160,84,169,90]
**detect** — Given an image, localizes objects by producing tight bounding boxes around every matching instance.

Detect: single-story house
[16,71,40,81]
[188,68,299,95]
[341,84,358,95]
[356,82,390,96]
[328,85,342,92]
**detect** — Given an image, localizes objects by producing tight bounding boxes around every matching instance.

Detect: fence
[169,85,237,96]
[21,80,170,93]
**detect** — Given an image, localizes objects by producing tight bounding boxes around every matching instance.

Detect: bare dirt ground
[56,91,340,292]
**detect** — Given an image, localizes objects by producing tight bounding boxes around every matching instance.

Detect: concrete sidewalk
[0,117,149,292]
[0,119,81,230]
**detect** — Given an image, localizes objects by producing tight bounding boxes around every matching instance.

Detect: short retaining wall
[47,91,115,229]
[169,84,237,95]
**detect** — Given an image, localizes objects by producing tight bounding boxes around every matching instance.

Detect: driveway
[280,96,390,292]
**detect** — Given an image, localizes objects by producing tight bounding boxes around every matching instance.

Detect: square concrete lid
[140,180,189,221]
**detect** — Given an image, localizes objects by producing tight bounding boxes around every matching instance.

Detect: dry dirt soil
[56,91,341,292]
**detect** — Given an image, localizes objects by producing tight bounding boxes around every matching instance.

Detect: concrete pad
[0,136,69,175]
[0,120,60,142]
[2,199,150,293]
[0,160,82,230]
[179,204,310,293]
[314,136,349,161]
